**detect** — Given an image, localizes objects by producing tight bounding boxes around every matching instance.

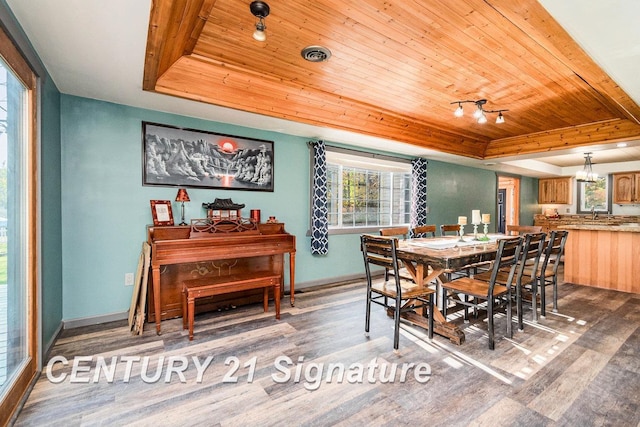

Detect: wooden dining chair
[440,224,461,237]
[379,226,410,281]
[506,225,543,235]
[379,226,409,239]
[361,234,435,350]
[475,232,546,330]
[442,236,524,349]
[523,230,569,321]
[410,224,436,238]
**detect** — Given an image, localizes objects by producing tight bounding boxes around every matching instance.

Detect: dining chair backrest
[361,234,401,291]
[516,232,546,283]
[506,225,543,235]
[540,229,569,275]
[487,237,524,291]
[411,224,436,238]
[440,224,461,236]
[379,226,409,240]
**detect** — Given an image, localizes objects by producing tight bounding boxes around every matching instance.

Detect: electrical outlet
[125,273,134,286]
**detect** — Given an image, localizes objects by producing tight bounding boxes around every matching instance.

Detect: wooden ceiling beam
[484,119,640,158]
[143,0,216,91]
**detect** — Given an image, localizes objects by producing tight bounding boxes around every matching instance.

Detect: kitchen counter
[562,226,640,294]
[561,224,640,232]
[534,214,640,234]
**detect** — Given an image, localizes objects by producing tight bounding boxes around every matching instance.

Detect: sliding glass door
[0,25,38,425]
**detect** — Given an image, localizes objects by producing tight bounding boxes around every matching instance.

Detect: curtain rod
[307,140,419,165]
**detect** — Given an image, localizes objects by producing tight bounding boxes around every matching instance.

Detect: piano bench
[182,273,282,341]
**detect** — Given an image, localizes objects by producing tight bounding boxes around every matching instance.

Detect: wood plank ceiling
[143,0,640,160]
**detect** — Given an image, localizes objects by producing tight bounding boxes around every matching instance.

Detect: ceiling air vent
[301,46,331,62]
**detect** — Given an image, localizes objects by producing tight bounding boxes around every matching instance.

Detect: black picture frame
[142,121,274,191]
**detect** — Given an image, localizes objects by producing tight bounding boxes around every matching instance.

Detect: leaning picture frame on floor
[142,121,275,192]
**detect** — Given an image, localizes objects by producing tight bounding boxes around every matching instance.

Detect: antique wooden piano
[147,221,296,334]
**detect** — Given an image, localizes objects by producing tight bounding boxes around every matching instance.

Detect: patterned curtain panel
[310,140,329,255]
[409,158,428,239]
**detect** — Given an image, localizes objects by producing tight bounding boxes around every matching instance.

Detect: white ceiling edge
[501,159,563,177]
[5,0,640,178]
[537,0,640,106]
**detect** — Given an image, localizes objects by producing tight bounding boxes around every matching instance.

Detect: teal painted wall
[60,94,508,320]
[60,96,355,319]
[41,74,63,344]
[519,176,539,225]
[425,160,498,233]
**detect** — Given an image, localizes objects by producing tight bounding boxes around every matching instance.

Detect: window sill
[306,226,409,236]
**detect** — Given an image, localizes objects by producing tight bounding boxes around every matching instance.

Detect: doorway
[497,189,506,233]
[497,175,520,233]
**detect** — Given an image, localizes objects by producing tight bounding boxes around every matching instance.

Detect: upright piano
[147,222,296,334]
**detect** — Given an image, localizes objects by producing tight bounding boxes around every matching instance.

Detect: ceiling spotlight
[450,99,508,124]
[454,102,464,117]
[473,99,486,119]
[250,1,270,42]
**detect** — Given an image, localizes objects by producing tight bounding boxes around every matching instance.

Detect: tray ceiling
[143,0,640,160]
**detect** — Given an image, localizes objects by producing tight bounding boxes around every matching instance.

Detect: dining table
[394,234,512,344]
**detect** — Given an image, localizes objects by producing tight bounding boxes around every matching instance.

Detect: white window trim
[307,144,412,235]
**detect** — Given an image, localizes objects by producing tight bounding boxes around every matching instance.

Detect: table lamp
[175,188,190,226]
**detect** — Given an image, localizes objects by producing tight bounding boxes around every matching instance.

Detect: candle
[472,210,481,225]
[482,213,491,224]
[458,216,467,225]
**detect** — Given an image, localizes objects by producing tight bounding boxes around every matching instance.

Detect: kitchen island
[561,224,640,294]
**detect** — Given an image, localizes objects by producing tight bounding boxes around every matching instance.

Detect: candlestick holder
[458,224,465,242]
[479,222,491,241]
[472,223,480,240]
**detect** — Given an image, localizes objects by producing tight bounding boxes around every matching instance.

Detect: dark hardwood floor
[15,273,640,426]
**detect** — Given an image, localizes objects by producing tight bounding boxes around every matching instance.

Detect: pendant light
[576,153,598,182]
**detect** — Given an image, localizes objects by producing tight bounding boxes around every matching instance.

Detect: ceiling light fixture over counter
[250,1,270,42]
[451,99,508,124]
[576,152,598,182]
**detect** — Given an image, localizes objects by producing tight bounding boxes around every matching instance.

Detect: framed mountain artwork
[142,121,274,192]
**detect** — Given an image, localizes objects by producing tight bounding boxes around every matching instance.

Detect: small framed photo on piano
[150,200,174,226]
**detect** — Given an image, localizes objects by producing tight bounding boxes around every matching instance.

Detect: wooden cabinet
[613,172,640,204]
[539,177,572,204]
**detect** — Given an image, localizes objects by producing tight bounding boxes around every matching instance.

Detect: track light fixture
[451,99,508,124]
[576,152,598,183]
[250,1,270,42]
